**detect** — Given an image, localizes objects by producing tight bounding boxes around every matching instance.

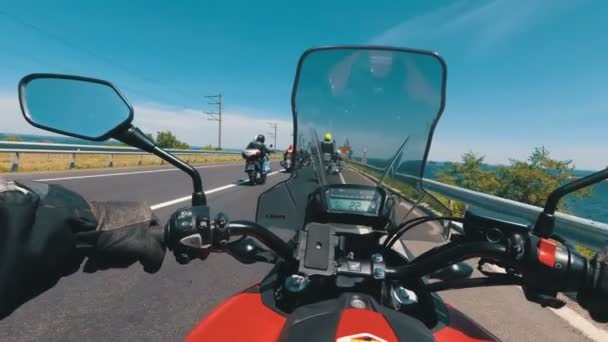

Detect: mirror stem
[534,168,608,237]
[115,125,207,206]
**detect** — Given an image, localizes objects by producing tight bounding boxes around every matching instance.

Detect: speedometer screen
[325,187,381,215]
[329,198,373,212]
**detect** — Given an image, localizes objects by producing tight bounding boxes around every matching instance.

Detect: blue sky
[0,0,606,169]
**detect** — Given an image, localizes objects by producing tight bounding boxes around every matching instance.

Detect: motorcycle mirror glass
[19,74,133,141]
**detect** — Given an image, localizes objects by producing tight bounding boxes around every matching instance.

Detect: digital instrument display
[325,187,381,215]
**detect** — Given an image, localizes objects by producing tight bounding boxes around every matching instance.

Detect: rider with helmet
[320,132,335,158]
[320,133,338,172]
[246,134,272,174]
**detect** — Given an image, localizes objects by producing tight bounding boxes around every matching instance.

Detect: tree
[494,146,591,210]
[155,131,190,149]
[437,147,591,213]
[436,152,500,194]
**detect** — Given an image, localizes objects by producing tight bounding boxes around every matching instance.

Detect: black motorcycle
[242,149,266,185]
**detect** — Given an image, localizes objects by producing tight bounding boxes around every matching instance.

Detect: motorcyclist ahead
[246,134,272,174]
[320,133,334,155]
[320,132,337,164]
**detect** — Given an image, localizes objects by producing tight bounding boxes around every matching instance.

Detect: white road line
[338,172,346,184]
[150,170,283,210]
[344,165,376,185]
[34,163,239,182]
[549,306,608,342]
[484,264,608,341]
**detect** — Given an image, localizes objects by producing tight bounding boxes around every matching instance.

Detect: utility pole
[267,122,278,151]
[204,94,222,149]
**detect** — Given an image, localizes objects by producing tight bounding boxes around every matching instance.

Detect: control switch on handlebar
[167,206,212,264]
[521,235,591,306]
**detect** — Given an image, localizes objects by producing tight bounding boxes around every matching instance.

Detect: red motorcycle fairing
[335,308,399,341]
[185,285,499,342]
[433,305,500,342]
[185,292,286,341]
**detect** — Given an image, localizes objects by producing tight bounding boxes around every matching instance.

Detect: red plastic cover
[185,293,286,342]
[334,308,399,342]
[538,238,557,268]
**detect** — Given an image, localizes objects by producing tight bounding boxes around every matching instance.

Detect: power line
[267,122,277,151]
[204,94,222,149]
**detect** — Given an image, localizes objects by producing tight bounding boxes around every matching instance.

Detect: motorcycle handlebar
[384,241,508,279]
[162,205,294,263]
[162,206,601,300]
[227,221,294,262]
[383,237,595,297]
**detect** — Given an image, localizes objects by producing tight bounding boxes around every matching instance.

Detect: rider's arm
[263,145,272,155]
[0,179,164,319]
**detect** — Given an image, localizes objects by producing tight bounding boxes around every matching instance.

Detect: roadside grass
[0,153,243,173]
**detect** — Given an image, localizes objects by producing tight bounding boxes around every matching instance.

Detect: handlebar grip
[149,224,167,246]
[585,250,608,295]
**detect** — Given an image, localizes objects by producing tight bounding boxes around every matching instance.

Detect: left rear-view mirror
[19,73,133,141]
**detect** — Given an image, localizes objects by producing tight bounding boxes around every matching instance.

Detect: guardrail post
[138,154,143,166]
[9,152,19,172]
[108,154,114,168]
[68,153,76,169]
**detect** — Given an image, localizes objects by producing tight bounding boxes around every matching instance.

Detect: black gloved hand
[0,180,94,318]
[77,201,165,273]
[0,180,164,319]
[577,246,608,322]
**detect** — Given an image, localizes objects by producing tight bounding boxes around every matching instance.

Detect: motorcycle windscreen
[257,47,450,239]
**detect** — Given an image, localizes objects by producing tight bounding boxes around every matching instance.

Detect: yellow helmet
[324,133,332,141]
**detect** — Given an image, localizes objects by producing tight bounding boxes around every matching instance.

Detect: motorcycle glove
[0,179,164,319]
[577,245,608,322]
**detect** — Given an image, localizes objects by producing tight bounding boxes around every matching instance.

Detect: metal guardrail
[0,141,241,171]
[0,141,240,154]
[349,160,608,251]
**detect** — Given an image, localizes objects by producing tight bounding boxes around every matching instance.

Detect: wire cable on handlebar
[383,216,463,250]
[383,216,437,248]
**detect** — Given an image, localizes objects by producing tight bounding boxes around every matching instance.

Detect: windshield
[257,47,448,236]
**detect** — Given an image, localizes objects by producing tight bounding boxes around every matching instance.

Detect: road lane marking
[549,305,608,342]
[338,172,346,184]
[34,163,241,182]
[483,264,608,341]
[150,170,283,210]
[344,165,376,185]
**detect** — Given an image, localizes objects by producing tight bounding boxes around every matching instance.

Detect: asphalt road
[0,162,600,341]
